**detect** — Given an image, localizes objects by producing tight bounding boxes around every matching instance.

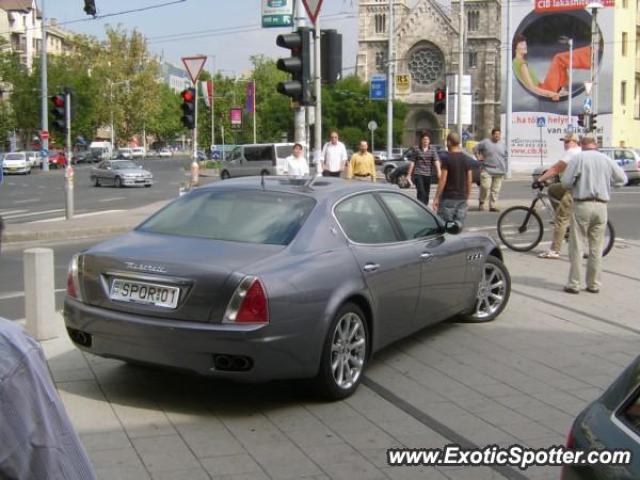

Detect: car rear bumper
[63,297,318,381]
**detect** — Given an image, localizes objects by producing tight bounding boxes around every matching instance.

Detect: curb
[3,225,136,244]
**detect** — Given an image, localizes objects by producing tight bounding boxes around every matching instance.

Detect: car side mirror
[444,221,462,235]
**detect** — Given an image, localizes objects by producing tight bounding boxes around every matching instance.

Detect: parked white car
[131,147,146,158]
[158,148,173,157]
[2,152,31,174]
[116,148,133,159]
[25,151,40,168]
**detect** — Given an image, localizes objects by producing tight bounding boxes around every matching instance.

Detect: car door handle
[420,252,434,260]
[363,263,380,272]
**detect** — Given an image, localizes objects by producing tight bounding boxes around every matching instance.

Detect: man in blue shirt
[0,217,96,479]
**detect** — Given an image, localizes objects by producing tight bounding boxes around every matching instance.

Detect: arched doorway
[403,109,442,148]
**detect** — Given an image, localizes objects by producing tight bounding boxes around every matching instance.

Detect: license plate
[109,279,179,309]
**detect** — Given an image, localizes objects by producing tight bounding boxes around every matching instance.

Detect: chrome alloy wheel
[474,262,507,320]
[330,312,366,390]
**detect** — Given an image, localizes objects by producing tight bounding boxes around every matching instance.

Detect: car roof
[197,176,399,201]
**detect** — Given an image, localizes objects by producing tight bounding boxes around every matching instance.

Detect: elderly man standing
[320,130,348,177]
[348,140,376,182]
[474,128,507,211]
[561,135,627,294]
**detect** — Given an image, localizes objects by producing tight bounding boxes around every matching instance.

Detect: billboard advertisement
[502,2,615,171]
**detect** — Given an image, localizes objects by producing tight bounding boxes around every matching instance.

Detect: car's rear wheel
[220,170,230,180]
[313,303,368,400]
[463,255,511,323]
[114,176,123,188]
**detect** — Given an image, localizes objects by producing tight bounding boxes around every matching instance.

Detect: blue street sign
[211,150,221,160]
[536,117,546,128]
[370,75,386,101]
[583,96,592,113]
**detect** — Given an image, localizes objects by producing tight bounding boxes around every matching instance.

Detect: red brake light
[236,280,268,324]
[66,254,82,301]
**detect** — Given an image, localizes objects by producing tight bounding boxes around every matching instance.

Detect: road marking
[13,198,40,204]
[4,208,65,219]
[31,209,125,223]
[0,288,66,300]
[0,209,28,216]
[98,197,126,202]
[466,226,497,232]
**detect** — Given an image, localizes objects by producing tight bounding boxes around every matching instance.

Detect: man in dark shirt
[433,132,473,226]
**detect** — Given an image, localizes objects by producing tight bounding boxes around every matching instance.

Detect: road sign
[368,120,378,131]
[181,56,207,84]
[584,81,593,96]
[302,0,323,24]
[583,96,592,113]
[396,74,410,94]
[536,117,546,128]
[262,0,293,28]
[370,75,386,101]
[40,130,49,140]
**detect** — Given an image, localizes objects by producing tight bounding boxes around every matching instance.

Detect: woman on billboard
[512,33,591,101]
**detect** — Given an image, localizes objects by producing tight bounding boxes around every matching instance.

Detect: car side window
[618,387,640,434]
[379,192,441,239]
[228,147,241,162]
[244,147,260,162]
[335,194,399,244]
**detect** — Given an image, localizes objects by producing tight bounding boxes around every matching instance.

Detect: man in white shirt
[320,130,348,177]
[535,133,581,259]
[284,143,309,178]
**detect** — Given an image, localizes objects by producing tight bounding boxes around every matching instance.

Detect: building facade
[161,61,190,93]
[356,0,502,147]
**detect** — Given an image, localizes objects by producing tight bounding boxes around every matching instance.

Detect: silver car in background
[64,177,511,399]
[90,160,153,188]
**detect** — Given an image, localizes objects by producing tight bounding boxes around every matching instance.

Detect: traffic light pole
[386,0,394,162]
[40,0,49,171]
[314,20,322,175]
[64,90,74,220]
[294,0,306,147]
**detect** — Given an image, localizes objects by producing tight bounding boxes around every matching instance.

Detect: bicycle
[496,184,615,256]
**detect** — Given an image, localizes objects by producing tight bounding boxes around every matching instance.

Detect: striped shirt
[0,318,96,480]
[410,147,438,177]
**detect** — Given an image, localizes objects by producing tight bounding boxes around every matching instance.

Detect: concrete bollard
[24,248,59,340]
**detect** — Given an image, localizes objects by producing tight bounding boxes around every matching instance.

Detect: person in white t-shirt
[535,132,582,259]
[284,143,309,178]
[320,130,348,177]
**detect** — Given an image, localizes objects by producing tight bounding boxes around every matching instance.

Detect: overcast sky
[44,0,361,75]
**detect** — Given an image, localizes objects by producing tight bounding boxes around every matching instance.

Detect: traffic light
[276,27,313,106]
[321,29,342,85]
[51,93,66,132]
[590,113,598,131]
[180,88,196,129]
[577,114,585,127]
[584,114,592,132]
[434,87,446,114]
[83,0,96,16]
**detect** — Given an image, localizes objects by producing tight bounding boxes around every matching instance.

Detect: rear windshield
[138,190,316,245]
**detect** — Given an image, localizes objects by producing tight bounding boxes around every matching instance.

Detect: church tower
[357,0,502,145]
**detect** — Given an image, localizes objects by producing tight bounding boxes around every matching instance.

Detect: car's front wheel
[313,303,368,400]
[114,176,123,188]
[463,255,511,322]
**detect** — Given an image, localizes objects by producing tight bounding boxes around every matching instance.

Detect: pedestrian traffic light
[180,88,196,129]
[577,114,585,127]
[83,0,96,16]
[590,113,598,131]
[50,93,66,132]
[434,87,446,114]
[321,29,342,85]
[276,27,313,106]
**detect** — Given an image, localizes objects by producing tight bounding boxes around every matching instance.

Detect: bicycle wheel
[497,206,544,252]
[603,221,615,257]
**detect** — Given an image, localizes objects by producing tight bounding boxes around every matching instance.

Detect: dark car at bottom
[563,355,640,479]
[63,177,511,399]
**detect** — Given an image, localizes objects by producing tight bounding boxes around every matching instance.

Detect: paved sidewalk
[35,232,639,479]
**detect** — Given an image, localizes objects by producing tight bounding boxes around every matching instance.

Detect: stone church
[356,0,502,147]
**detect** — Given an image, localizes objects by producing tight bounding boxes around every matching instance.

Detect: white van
[89,141,113,161]
[219,143,303,179]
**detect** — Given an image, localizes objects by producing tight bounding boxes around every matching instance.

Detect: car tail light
[66,254,83,301]
[565,426,575,449]
[223,276,269,325]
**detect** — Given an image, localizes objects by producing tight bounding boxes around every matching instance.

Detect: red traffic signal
[434,87,446,114]
[435,88,445,102]
[50,93,66,131]
[181,89,194,103]
[180,88,196,129]
[52,95,65,108]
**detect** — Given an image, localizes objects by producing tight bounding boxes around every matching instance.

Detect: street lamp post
[108,80,129,154]
[586,2,604,119]
[559,36,574,128]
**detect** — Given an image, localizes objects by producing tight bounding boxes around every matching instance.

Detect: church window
[408,44,445,86]
[375,51,387,72]
[374,14,386,34]
[468,51,478,68]
[467,11,480,32]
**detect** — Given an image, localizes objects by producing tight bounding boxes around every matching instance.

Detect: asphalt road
[0,155,215,224]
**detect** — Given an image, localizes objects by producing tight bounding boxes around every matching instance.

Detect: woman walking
[407,133,441,205]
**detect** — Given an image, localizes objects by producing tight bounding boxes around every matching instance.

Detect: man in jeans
[535,133,581,259]
[474,128,507,211]
[560,135,627,294]
[433,132,472,226]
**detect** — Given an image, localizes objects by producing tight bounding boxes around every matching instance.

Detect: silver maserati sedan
[64,177,510,399]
